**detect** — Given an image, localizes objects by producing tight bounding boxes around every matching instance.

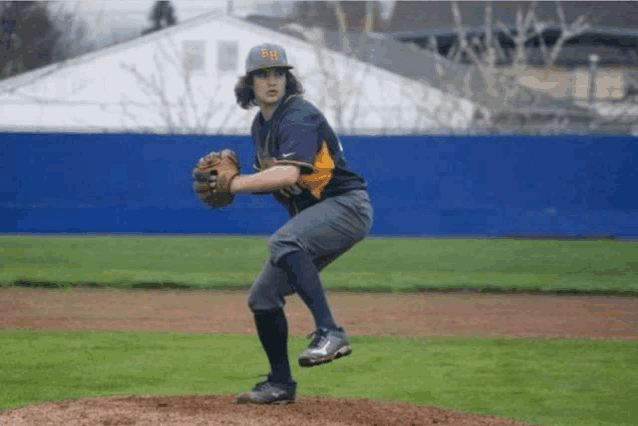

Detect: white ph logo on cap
[245,43,293,74]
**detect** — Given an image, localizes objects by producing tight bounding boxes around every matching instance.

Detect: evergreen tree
[145,1,177,34]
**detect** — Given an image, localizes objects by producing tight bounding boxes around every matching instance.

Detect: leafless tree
[284,1,470,134]
[331,0,351,55]
[546,2,591,67]
[119,38,240,134]
[282,21,369,132]
[438,0,597,131]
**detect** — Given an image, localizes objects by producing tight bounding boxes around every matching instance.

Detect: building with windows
[0,10,475,135]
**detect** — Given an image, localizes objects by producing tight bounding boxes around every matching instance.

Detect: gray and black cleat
[298,326,352,367]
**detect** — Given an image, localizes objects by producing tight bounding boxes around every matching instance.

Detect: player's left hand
[192,149,240,209]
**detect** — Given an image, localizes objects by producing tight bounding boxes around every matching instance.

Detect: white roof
[0,11,477,134]
[0,9,425,93]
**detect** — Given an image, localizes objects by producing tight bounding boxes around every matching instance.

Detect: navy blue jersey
[251,95,367,216]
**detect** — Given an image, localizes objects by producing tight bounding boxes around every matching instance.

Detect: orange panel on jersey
[298,141,334,199]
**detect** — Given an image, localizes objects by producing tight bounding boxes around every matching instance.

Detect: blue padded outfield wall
[1,132,637,236]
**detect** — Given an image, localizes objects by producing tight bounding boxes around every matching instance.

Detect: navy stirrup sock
[276,250,338,331]
[253,309,293,385]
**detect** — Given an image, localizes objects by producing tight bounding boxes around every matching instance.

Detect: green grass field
[2,235,637,425]
[1,331,636,426]
[1,235,637,293]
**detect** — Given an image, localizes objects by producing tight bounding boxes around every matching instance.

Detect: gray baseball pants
[248,189,373,312]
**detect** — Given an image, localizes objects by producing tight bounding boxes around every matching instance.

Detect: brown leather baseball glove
[192,149,240,209]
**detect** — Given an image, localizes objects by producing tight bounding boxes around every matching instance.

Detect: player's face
[252,67,286,107]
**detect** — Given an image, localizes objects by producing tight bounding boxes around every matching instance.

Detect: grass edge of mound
[2,280,638,297]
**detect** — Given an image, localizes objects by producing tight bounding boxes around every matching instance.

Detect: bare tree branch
[451,1,485,68]
[357,0,374,61]
[427,35,438,54]
[495,1,541,66]
[548,1,590,67]
[119,36,237,134]
[345,61,369,130]
[532,18,550,64]
[450,1,468,61]
[331,1,350,54]
[446,43,457,63]
[120,60,174,132]
[484,1,493,53]
[282,23,332,110]
[120,94,155,130]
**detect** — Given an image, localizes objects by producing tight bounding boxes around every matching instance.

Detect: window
[217,41,238,72]
[183,41,205,72]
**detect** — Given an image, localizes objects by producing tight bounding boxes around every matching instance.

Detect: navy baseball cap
[245,43,293,74]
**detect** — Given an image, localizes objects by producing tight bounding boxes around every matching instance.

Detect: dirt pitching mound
[0,394,536,426]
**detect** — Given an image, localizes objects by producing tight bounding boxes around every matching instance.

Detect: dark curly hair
[234,68,304,110]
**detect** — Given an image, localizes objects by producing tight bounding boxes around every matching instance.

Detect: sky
[45,0,263,45]
[43,0,397,47]
[57,0,246,23]
[53,0,397,25]
[56,0,302,22]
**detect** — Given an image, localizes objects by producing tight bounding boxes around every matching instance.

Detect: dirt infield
[1,288,637,425]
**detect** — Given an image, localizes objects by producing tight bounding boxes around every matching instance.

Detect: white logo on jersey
[282,152,295,158]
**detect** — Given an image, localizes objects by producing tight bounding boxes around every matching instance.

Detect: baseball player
[220,43,373,405]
